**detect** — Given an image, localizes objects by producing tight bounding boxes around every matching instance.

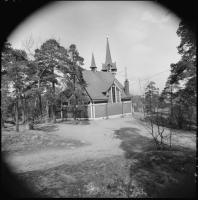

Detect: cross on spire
[101,35,117,74]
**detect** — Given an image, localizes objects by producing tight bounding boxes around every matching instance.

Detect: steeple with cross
[101,34,117,76]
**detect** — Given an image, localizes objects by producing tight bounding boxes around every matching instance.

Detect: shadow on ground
[113,127,196,198]
[113,127,152,159]
[2,125,196,198]
[2,127,15,132]
[36,124,59,132]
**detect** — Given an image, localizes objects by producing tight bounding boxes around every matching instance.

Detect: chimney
[124,67,129,95]
[124,79,129,96]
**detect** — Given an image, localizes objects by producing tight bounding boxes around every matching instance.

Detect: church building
[80,37,132,119]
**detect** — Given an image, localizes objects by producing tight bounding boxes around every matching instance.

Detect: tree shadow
[113,127,196,198]
[113,127,153,159]
[36,124,59,132]
[2,127,15,132]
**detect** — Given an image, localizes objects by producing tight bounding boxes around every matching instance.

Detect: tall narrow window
[108,85,121,103]
[108,91,112,103]
[112,86,116,103]
[116,88,120,102]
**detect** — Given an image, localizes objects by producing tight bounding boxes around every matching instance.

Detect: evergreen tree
[162,20,196,129]
[67,44,89,120]
[170,20,196,98]
[144,81,159,114]
[1,42,28,131]
[35,39,69,123]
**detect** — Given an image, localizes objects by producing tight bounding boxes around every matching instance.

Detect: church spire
[90,51,97,72]
[105,37,112,65]
[102,35,117,75]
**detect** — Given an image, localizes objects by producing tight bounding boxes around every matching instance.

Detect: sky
[8,1,181,95]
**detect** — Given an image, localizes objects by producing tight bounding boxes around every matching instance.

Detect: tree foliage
[139,81,175,150]
[170,20,196,98]
[144,81,159,114]
[161,20,196,130]
[1,42,28,131]
[1,38,88,130]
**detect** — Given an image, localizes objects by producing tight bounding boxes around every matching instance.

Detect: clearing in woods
[1,115,196,198]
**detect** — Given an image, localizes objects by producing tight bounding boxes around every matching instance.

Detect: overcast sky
[8,1,181,95]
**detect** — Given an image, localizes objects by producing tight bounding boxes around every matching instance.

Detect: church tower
[101,36,117,76]
[90,52,97,73]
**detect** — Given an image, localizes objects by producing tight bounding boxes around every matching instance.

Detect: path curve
[3,116,196,174]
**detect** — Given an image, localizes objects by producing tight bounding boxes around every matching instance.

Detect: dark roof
[82,70,129,101]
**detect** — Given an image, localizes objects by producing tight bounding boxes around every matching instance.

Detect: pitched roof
[90,52,97,69]
[82,70,128,101]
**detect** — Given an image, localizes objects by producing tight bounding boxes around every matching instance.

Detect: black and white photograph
[1,1,196,198]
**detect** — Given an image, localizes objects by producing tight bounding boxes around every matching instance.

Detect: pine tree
[163,20,196,129]
[1,42,28,132]
[67,44,88,121]
[170,20,196,98]
[35,39,69,123]
[144,81,159,114]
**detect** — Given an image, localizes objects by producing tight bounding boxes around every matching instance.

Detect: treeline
[142,20,196,131]
[1,38,89,131]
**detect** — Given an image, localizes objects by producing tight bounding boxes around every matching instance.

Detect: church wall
[94,103,106,118]
[108,103,122,116]
[93,101,132,119]
[52,101,132,120]
[123,101,131,114]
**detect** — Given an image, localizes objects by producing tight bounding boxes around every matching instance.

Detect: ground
[1,114,196,198]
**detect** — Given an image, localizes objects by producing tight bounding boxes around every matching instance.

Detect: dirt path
[3,115,196,174]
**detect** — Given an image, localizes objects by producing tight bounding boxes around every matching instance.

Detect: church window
[116,88,120,103]
[112,86,116,103]
[107,84,121,103]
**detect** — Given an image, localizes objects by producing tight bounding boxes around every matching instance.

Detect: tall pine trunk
[73,74,77,121]
[38,79,42,116]
[52,82,56,123]
[39,95,42,116]
[61,103,63,121]
[1,112,5,129]
[46,99,49,123]
[15,97,19,132]
[22,109,25,124]
[170,84,173,117]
